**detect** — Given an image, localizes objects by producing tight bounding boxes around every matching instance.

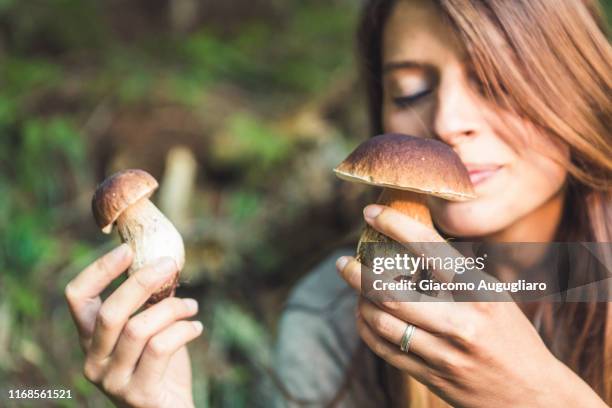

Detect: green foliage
[20,118,85,200]
[208,302,271,406]
[226,114,292,168]
[211,302,270,364]
[274,5,355,93]
[3,213,56,274]
[0,0,107,53]
[0,57,87,357]
[179,32,250,84]
[0,57,62,132]
[228,190,262,223]
[4,276,42,318]
[0,1,361,405]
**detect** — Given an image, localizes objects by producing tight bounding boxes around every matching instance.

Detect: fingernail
[364,205,383,221]
[192,321,204,332]
[183,298,198,313]
[336,256,349,272]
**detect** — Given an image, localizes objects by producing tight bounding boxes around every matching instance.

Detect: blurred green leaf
[5,276,42,318]
[18,117,84,203]
[228,191,261,223]
[212,302,270,364]
[228,113,292,166]
[3,213,56,273]
[0,1,362,404]
[1,57,62,95]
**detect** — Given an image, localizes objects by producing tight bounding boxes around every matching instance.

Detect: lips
[464,164,503,186]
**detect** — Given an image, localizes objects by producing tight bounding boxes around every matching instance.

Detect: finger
[337,257,460,334]
[356,314,429,383]
[107,298,199,378]
[336,256,362,292]
[134,320,203,382]
[363,205,467,283]
[358,298,452,367]
[65,244,133,342]
[88,257,178,360]
[364,204,444,243]
[337,256,437,303]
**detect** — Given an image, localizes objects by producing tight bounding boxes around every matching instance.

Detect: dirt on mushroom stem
[357,188,432,266]
[116,197,185,305]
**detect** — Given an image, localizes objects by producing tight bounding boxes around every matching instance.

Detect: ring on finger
[400,323,417,353]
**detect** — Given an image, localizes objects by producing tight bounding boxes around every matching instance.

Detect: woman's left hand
[336,204,607,408]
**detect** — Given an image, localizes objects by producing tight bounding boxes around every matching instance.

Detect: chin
[429,198,513,238]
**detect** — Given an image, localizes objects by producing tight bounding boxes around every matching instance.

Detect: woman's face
[381,0,568,237]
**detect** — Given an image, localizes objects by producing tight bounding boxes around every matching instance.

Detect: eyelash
[467,68,488,96]
[392,89,433,108]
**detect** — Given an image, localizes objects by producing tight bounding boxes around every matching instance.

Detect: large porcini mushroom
[92,169,185,304]
[334,133,475,266]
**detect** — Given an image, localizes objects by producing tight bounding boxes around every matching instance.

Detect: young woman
[65,0,611,406]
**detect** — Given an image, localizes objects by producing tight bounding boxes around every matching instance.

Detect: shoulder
[270,248,383,407]
[275,248,358,389]
[284,248,356,312]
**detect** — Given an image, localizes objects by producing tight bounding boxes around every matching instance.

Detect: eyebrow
[382,60,437,74]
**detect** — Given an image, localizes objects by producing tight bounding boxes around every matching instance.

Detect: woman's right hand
[65,244,203,408]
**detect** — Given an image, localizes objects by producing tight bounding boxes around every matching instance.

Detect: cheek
[382,102,432,136]
[429,154,567,237]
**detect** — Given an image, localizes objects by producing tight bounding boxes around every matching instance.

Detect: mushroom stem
[377,188,433,227]
[357,188,433,266]
[116,198,185,303]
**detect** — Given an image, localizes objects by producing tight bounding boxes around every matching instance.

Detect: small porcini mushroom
[92,169,185,304]
[334,133,475,266]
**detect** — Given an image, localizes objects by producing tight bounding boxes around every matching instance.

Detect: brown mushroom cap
[92,169,159,233]
[334,133,475,201]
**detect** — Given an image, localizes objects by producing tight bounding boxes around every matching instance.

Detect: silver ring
[400,324,416,353]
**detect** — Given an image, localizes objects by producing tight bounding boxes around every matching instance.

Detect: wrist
[535,358,606,408]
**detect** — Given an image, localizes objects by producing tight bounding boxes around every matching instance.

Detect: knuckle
[440,354,461,374]
[426,369,449,393]
[172,297,189,316]
[64,282,79,304]
[451,321,479,349]
[83,359,102,383]
[443,311,464,334]
[356,316,368,336]
[101,375,123,395]
[124,391,147,408]
[95,255,114,277]
[473,302,494,315]
[123,320,145,343]
[372,341,390,359]
[146,336,169,358]
[381,300,400,312]
[97,306,121,331]
[372,313,392,336]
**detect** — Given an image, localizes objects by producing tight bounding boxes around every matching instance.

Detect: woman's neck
[484,188,565,243]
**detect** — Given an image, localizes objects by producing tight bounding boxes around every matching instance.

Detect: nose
[432,71,482,145]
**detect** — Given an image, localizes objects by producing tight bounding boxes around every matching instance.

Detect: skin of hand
[335,204,608,408]
[65,244,203,408]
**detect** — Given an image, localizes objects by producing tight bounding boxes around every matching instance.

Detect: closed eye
[392,89,433,108]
